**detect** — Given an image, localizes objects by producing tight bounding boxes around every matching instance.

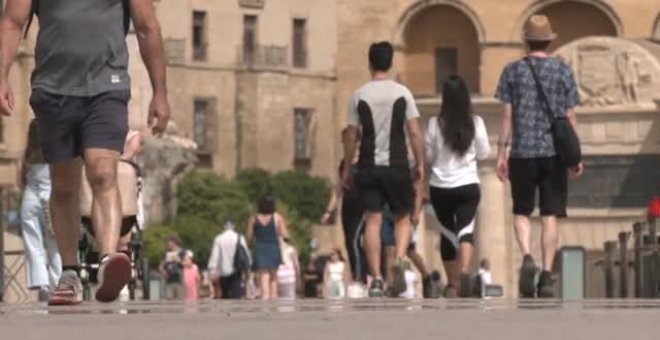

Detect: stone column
[477,162,515,297]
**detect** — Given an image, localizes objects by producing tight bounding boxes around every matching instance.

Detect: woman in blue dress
[247,196,291,300]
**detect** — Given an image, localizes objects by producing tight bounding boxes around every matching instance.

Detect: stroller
[78,160,147,301]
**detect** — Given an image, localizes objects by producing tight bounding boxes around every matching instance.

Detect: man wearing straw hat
[494,15,584,298]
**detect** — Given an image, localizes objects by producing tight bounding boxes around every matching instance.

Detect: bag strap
[523,57,555,124]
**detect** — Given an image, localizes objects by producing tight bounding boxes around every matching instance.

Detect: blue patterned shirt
[495,57,580,158]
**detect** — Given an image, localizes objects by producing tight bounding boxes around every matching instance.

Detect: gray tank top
[31,0,130,96]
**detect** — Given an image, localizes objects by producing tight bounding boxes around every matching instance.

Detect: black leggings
[342,189,367,282]
[430,184,480,261]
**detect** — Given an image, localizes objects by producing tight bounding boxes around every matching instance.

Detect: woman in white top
[425,75,490,298]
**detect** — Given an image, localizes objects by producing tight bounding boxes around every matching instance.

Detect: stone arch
[394,0,484,95]
[393,0,486,47]
[515,0,622,50]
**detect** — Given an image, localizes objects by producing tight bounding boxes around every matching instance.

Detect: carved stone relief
[554,37,660,108]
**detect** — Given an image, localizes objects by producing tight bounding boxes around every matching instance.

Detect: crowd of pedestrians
[2,3,596,304]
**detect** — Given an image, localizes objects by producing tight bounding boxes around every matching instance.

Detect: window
[294,109,313,162]
[292,18,307,68]
[243,15,258,65]
[194,99,210,152]
[435,48,458,93]
[192,11,207,61]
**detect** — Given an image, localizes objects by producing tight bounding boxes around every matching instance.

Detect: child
[182,250,200,302]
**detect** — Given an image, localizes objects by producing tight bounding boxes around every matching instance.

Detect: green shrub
[236,168,273,203]
[168,214,219,266]
[271,170,331,222]
[277,202,313,264]
[177,171,253,228]
[144,169,330,269]
[142,223,176,268]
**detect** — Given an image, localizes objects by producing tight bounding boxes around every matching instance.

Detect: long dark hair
[438,75,475,156]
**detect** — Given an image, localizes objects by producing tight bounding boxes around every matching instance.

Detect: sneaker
[537,271,555,298]
[459,273,472,298]
[48,270,82,306]
[95,253,131,303]
[38,287,51,302]
[519,255,538,298]
[388,258,407,296]
[368,278,385,298]
[422,275,432,298]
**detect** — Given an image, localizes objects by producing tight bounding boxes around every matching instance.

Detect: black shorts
[509,157,567,217]
[30,89,130,163]
[355,166,414,215]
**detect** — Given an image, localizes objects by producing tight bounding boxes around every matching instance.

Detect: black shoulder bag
[524,57,582,168]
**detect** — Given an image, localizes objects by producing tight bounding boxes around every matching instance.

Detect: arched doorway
[534,1,619,50]
[399,4,481,96]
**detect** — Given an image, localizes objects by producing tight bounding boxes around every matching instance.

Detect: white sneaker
[96,253,131,303]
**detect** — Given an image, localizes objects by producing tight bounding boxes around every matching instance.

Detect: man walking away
[0,0,170,305]
[343,41,425,297]
[208,221,252,299]
[495,15,583,298]
[20,119,61,302]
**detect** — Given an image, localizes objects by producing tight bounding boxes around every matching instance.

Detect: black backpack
[24,0,131,38]
[233,234,250,274]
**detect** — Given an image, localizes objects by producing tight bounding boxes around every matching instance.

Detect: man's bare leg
[514,215,532,256]
[393,213,412,259]
[84,149,122,256]
[84,148,131,302]
[50,160,83,268]
[364,211,383,279]
[389,213,412,295]
[47,160,84,305]
[514,215,537,297]
[541,216,558,272]
[537,215,559,298]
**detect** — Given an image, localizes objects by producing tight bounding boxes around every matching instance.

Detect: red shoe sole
[95,254,131,303]
[48,297,83,306]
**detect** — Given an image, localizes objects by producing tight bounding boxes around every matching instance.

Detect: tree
[271,170,331,222]
[142,223,176,267]
[235,168,273,203]
[177,171,253,229]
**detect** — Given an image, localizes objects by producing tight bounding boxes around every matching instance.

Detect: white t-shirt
[425,115,490,188]
[348,79,420,167]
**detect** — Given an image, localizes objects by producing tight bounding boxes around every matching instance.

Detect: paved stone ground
[2,299,660,340]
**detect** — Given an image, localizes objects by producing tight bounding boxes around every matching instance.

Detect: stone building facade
[2,1,660,300]
[156,0,338,179]
[336,0,660,297]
